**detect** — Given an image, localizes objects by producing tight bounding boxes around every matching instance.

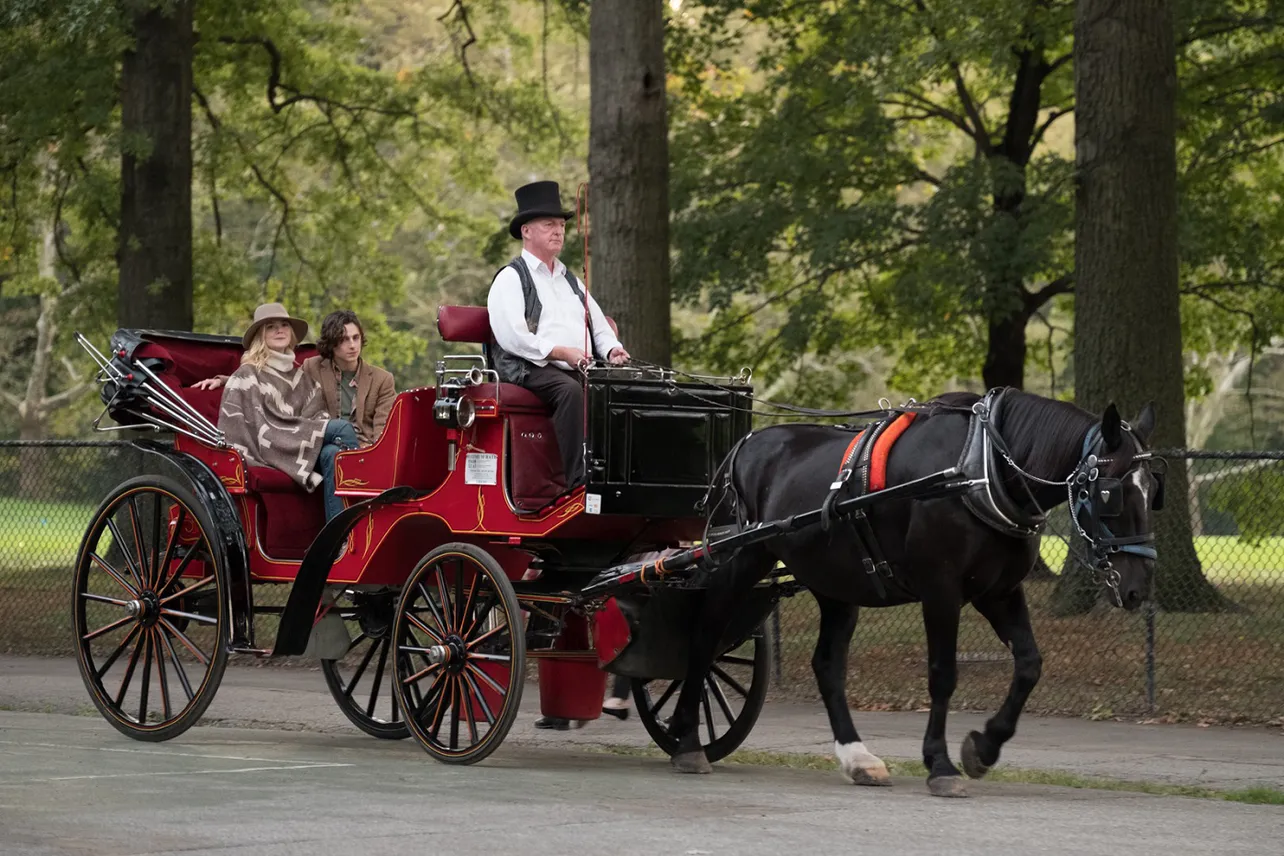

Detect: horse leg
[960,585,1042,779]
[812,594,890,786]
[668,547,773,774]
[920,592,967,797]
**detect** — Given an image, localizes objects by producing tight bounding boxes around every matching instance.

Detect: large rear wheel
[632,626,770,763]
[72,476,230,741]
[392,543,525,764]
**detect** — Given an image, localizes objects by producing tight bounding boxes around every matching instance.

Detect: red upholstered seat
[245,466,302,493]
[464,382,547,413]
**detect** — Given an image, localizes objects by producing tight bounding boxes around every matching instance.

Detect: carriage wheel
[321,589,410,740]
[72,476,229,741]
[392,543,525,764]
[632,626,771,763]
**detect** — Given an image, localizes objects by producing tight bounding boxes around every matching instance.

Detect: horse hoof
[927,776,969,798]
[961,731,992,779]
[672,751,713,774]
[845,765,892,787]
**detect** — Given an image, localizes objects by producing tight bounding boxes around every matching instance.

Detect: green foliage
[667,0,1284,410]
[667,0,1076,399]
[1,0,587,436]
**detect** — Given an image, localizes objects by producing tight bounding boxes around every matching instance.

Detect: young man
[302,310,396,446]
[486,180,630,488]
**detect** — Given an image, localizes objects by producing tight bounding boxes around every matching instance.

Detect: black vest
[491,256,600,385]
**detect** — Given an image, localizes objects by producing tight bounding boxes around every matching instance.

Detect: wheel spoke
[467,653,510,663]
[84,614,136,643]
[149,493,163,589]
[465,623,508,651]
[453,559,466,633]
[365,637,391,719]
[158,617,211,666]
[156,506,186,593]
[344,637,381,697]
[435,564,455,635]
[127,496,149,588]
[428,674,454,741]
[464,662,507,697]
[414,672,447,727]
[710,664,749,698]
[159,575,215,606]
[153,629,173,721]
[89,553,139,598]
[95,624,142,681]
[649,679,681,718]
[159,607,217,625]
[113,632,145,708]
[456,573,480,636]
[406,611,444,644]
[156,540,202,600]
[156,625,195,701]
[449,675,462,751]
[401,661,441,687]
[106,518,146,592]
[138,630,153,724]
[417,583,449,636]
[461,597,495,639]
[718,654,755,667]
[707,674,736,724]
[81,592,133,607]
[701,687,716,744]
[462,668,496,726]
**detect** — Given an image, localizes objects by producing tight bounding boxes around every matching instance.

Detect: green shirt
[339,369,357,420]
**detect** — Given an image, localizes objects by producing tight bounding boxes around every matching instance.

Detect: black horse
[668,388,1164,797]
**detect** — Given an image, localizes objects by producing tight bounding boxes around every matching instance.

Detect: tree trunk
[117,0,194,332]
[984,306,1030,390]
[587,0,671,365]
[1059,0,1229,613]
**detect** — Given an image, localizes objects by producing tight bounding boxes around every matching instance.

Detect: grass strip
[585,744,1284,806]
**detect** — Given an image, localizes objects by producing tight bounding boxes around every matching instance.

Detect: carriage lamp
[433,394,475,430]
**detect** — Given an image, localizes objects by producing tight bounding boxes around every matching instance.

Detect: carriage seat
[437,305,616,512]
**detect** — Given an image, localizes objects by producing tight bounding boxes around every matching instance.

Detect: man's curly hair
[317,309,366,361]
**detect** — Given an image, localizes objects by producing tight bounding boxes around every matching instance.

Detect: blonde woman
[216,303,359,522]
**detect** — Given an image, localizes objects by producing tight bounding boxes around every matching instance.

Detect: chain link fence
[2,442,1282,724]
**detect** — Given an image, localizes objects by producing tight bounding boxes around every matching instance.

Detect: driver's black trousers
[523,365,585,487]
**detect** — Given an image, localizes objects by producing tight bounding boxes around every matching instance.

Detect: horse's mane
[924,389,1094,480]
[998,391,1095,479]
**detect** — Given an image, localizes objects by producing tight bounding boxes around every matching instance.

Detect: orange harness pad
[834,412,918,492]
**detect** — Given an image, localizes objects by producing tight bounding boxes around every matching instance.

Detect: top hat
[242,302,309,350]
[508,180,574,239]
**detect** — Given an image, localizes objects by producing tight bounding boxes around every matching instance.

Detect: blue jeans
[316,419,360,522]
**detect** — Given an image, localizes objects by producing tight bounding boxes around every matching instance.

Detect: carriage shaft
[579,467,974,599]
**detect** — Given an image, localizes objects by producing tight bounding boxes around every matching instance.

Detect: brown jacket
[302,355,396,445]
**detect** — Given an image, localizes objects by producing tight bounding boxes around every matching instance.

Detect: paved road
[1,711,1281,856]
[3,654,1282,791]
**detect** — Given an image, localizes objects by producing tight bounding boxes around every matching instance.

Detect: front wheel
[632,625,771,763]
[392,543,525,764]
[72,476,230,741]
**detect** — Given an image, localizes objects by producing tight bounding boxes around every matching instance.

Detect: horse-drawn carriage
[71,306,781,764]
[72,301,1166,791]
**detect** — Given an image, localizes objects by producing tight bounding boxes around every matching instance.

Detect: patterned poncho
[218,350,331,489]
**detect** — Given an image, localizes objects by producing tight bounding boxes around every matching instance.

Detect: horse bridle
[1064,425,1165,603]
[977,401,1165,605]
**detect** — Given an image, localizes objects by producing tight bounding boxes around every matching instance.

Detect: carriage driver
[486,180,630,487]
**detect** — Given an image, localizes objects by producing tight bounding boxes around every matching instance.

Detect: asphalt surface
[2,711,1282,856]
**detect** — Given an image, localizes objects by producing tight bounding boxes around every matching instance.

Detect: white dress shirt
[487,249,623,371]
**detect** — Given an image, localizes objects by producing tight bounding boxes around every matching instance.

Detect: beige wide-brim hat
[242,302,309,349]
